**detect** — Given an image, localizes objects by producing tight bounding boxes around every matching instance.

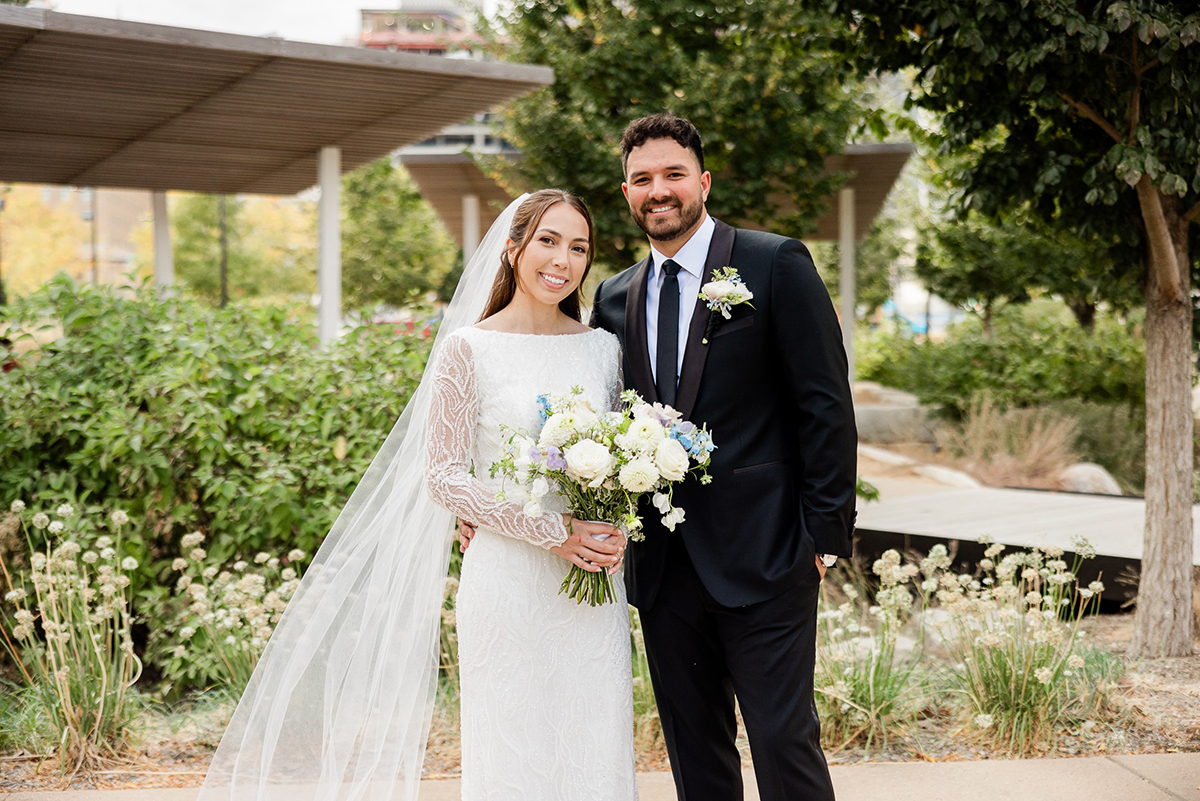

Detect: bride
[196,191,637,801]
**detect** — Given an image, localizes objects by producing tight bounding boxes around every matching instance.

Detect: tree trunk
[1131,189,1194,658]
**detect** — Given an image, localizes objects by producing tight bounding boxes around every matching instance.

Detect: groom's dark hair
[620,114,705,174]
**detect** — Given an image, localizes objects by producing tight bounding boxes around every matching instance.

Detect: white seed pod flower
[181,532,205,549]
[99,547,116,560]
[233,560,249,572]
[281,568,297,582]
[974,713,994,729]
[95,536,113,549]
[172,558,188,571]
[121,556,138,571]
[10,500,25,513]
[224,635,237,646]
[1088,581,1105,594]
[254,552,270,564]
[81,551,98,564]
[202,566,219,580]
[179,626,196,640]
[1068,654,1086,670]
[110,509,129,526]
[173,645,187,658]
[190,548,207,561]
[31,553,47,570]
[47,521,64,535]
[5,588,26,602]
[31,513,50,530]
[1035,667,1055,685]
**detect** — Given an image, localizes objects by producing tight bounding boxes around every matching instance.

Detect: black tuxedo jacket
[590,219,857,609]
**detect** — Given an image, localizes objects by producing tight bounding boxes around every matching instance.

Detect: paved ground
[4,753,1198,800]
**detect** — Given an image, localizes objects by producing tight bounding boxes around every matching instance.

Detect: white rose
[564,440,614,488]
[731,284,754,303]
[702,280,737,301]
[619,457,660,493]
[654,438,690,482]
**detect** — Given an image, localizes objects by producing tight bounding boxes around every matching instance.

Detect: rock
[1060,463,1122,496]
[853,381,934,444]
[914,464,982,488]
[857,444,918,467]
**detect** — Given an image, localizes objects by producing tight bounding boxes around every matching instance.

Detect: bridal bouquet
[490,387,714,605]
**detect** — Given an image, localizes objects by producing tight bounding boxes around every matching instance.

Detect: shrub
[930,536,1118,755]
[0,277,434,584]
[143,532,307,694]
[1,501,142,771]
[816,551,929,753]
[937,395,1080,489]
[858,305,1144,419]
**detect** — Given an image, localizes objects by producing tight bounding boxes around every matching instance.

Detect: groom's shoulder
[731,226,811,262]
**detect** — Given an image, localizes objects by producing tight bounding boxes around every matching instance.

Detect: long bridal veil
[197,194,530,801]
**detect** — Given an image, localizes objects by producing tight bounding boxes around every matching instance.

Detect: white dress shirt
[646,214,716,384]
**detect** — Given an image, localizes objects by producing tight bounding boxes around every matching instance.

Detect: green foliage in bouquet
[0,277,434,575]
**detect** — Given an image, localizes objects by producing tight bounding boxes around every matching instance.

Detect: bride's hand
[550,516,626,573]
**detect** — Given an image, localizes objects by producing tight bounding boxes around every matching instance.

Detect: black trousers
[639,537,834,801]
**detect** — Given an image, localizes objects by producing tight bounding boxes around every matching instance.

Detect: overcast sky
[34,0,492,46]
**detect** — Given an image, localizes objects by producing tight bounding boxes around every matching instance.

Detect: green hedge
[0,277,434,588]
[858,306,1145,419]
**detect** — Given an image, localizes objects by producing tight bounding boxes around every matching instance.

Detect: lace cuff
[424,333,570,549]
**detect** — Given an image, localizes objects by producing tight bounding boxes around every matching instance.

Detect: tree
[0,184,89,297]
[485,0,862,270]
[815,214,904,319]
[340,159,459,308]
[836,0,1200,656]
[915,209,1140,334]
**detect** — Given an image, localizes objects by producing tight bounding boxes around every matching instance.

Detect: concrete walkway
[4,753,1198,800]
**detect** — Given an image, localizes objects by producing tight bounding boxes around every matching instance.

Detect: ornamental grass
[0,501,142,773]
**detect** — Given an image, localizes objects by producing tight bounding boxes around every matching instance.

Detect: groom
[589,114,857,801]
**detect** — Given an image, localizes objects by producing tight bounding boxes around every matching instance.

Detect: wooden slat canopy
[400,143,914,247]
[0,7,553,194]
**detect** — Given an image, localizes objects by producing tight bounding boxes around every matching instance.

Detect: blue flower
[536,394,551,423]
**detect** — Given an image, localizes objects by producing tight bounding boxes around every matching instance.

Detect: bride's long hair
[478,189,596,322]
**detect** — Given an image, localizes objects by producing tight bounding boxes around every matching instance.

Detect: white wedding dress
[425,326,638,801]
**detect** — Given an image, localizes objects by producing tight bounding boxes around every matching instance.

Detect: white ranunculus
[564,440,614,488]
[619,457,660,493]
[652,492,671,514]
[702,280,737,301]
[654,438,690,482]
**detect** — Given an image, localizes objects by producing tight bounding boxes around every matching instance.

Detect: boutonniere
[699,267,754,344]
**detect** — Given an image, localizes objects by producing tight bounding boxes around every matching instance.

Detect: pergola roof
[0,7,553,195]
[400,142,914,246]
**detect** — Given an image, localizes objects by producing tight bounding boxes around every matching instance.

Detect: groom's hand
[457,520,476,552]
[550,516,627,573]
[815,555,828,581]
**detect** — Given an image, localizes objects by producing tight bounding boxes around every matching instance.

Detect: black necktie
[656,259,682,407]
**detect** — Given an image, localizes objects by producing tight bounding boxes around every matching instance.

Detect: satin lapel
[675,219,736,420]
[623,256,656,403]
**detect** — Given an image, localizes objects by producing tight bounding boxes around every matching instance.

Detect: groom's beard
[632,194,705,243]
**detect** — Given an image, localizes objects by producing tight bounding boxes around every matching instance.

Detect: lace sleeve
[424,333,570,549]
